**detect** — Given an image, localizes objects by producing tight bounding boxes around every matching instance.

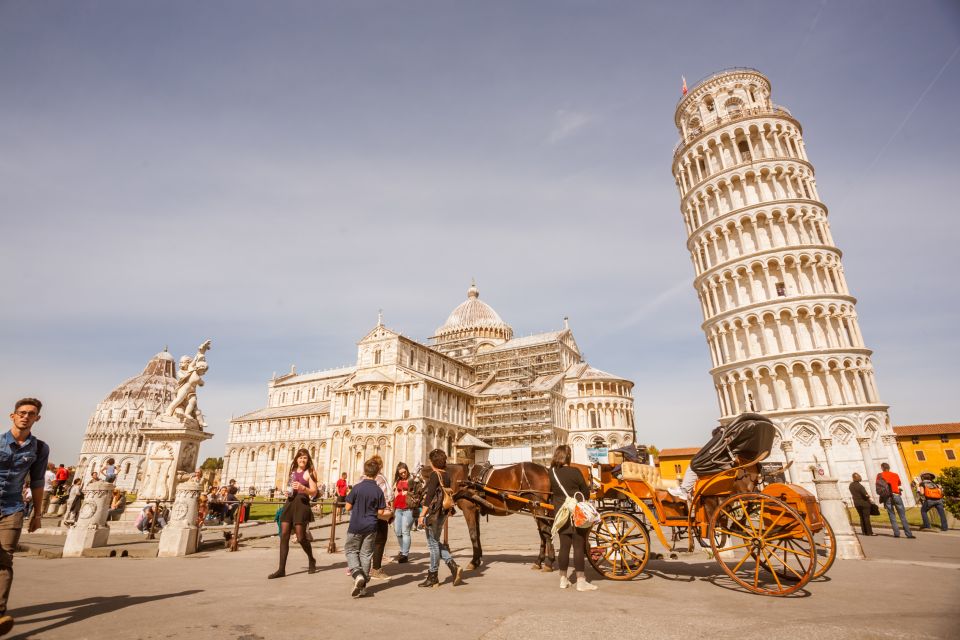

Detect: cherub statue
[165,340,211,426]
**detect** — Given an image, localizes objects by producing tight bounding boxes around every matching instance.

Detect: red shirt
[336,478,347,497]
[394,479,408,510]
[879,471,901,495]
[56,468,69,481]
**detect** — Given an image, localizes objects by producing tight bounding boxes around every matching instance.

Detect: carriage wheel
[708,492,815,596]
[587,511,650,581]
[761,513,836,581]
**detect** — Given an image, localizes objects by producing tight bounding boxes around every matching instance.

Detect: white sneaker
[577,580,598,592]
[559,575,570,589]
[351,575,365,598]
[667,487,691,501]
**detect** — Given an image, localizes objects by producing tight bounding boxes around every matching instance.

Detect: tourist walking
[417,449,462,588]
[344,459,387,598]
[335,472,348,523]
[848,472,876,536]
[62,478,84,525]
[549,444,596,591]
[918,472,949,532]
[54,464,69,496]
[876,462,914,538]
[41,463,56,514]
[268,448,318,579]
[0,398,50,635]
[368,456,394,580]
[392,462,414,563]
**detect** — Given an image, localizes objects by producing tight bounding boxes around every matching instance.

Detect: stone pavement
[6,515,960,640]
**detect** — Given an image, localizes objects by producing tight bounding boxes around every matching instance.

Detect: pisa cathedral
[672,68,911,503]
[223,283,637,491]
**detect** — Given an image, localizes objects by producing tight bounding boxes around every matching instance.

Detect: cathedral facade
[224,283,637,491]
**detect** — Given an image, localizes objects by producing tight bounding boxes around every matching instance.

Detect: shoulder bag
[436,471,455,511]
[552,468,598,529]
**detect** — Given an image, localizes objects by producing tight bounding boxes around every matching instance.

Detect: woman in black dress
[549,445,597,592]
[269,448,318,579]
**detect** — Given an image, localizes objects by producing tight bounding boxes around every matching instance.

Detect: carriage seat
[620,462,671,489]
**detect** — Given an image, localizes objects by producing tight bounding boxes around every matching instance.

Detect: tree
[645,444,660,460]
[200,457,223,471]
[938,467,960,519]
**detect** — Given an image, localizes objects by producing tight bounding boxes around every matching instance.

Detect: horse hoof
[541,565,555,573]
[530,564,541,571]
[466,562,477,571]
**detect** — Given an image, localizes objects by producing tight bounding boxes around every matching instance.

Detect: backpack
[875,476,892,501]
[405,476,424,510]
[922,482,943,500]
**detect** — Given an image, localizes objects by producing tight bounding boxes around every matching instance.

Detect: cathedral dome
[435,282,513,338]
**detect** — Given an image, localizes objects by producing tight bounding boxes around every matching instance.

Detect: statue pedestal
[138,414,212,504]
[158,481,202,557]
[813,477,865,560]
[63,481,113,557]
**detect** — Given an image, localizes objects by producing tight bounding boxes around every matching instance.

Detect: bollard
[63,481,114,557]
[158,480,202,557]
[327,499,338,553]
[228,499,244,552]
[813,477,865,560]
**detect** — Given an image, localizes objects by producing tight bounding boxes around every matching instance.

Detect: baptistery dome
[76,349,179,491]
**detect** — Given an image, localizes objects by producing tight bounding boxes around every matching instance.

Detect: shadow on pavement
[7,589,203,639]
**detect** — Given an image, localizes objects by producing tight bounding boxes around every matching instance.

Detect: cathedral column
[820,438,837,477]
[857,437,878,499]
[781,440,798,483]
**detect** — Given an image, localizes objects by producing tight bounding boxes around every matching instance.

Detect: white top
[44,470,56,492]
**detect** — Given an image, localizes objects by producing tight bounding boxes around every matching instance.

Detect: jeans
[345,531,376,584]
[0,512,24,615]
[394,508,413,555]
[884,494,912,537]
[921,499,949,531]
[424,518,452,572]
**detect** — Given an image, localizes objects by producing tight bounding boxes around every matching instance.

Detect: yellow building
[657,447,699,487]
[893,423,959,481]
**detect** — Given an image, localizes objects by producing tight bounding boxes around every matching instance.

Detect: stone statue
[165,340,211,426]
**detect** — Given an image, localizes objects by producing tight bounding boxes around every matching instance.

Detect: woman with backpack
[918,472,949,532]
[549,444,597,592]
[416,449,462,588]
[848,472,876,536]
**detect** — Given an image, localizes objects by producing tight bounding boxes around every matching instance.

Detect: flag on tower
[682,76,688,95]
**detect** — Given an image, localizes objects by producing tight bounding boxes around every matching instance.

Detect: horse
[417,462,557,572]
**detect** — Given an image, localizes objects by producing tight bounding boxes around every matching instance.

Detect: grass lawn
[245,498,336,521]
[847,505,952,529]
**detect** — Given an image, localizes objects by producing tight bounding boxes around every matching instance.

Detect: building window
[915,451,926,462]
[374,349,382,365]
[946,450,956,461]
[125,462,131,474]
[403,409,410,419]
[911,436,920,445]
[940,435,949,443]
[250,451,256,462]
[674,464,682,475]
[405,386,410,401]
[775,282,786,297]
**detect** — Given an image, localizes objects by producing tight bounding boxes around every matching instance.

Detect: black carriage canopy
[689,413,777,476]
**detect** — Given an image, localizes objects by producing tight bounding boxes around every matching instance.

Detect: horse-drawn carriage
[585,413,836,596]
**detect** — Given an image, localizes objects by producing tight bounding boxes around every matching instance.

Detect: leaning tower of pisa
[671,68,910,501]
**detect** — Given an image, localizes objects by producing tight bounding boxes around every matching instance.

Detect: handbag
[552,468,599,529]
[436,471,455,511]
[869,503,880,517]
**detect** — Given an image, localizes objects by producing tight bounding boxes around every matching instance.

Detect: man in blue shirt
[0,398,50,636]
[344,459,386,598]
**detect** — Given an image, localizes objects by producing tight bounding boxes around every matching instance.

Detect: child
[344,460,386,597]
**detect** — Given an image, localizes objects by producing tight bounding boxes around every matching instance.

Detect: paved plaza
[7,515,960,640]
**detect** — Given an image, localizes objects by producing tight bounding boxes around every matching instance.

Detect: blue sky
[1,1,958,463]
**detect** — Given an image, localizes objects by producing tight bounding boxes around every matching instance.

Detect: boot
[417,571,439,588]
[446,559,463,586]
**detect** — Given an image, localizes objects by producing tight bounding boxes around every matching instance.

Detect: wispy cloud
[547,109,596,143]
[615,279,692,331]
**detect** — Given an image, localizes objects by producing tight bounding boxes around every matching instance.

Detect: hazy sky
[1,1,958,464]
